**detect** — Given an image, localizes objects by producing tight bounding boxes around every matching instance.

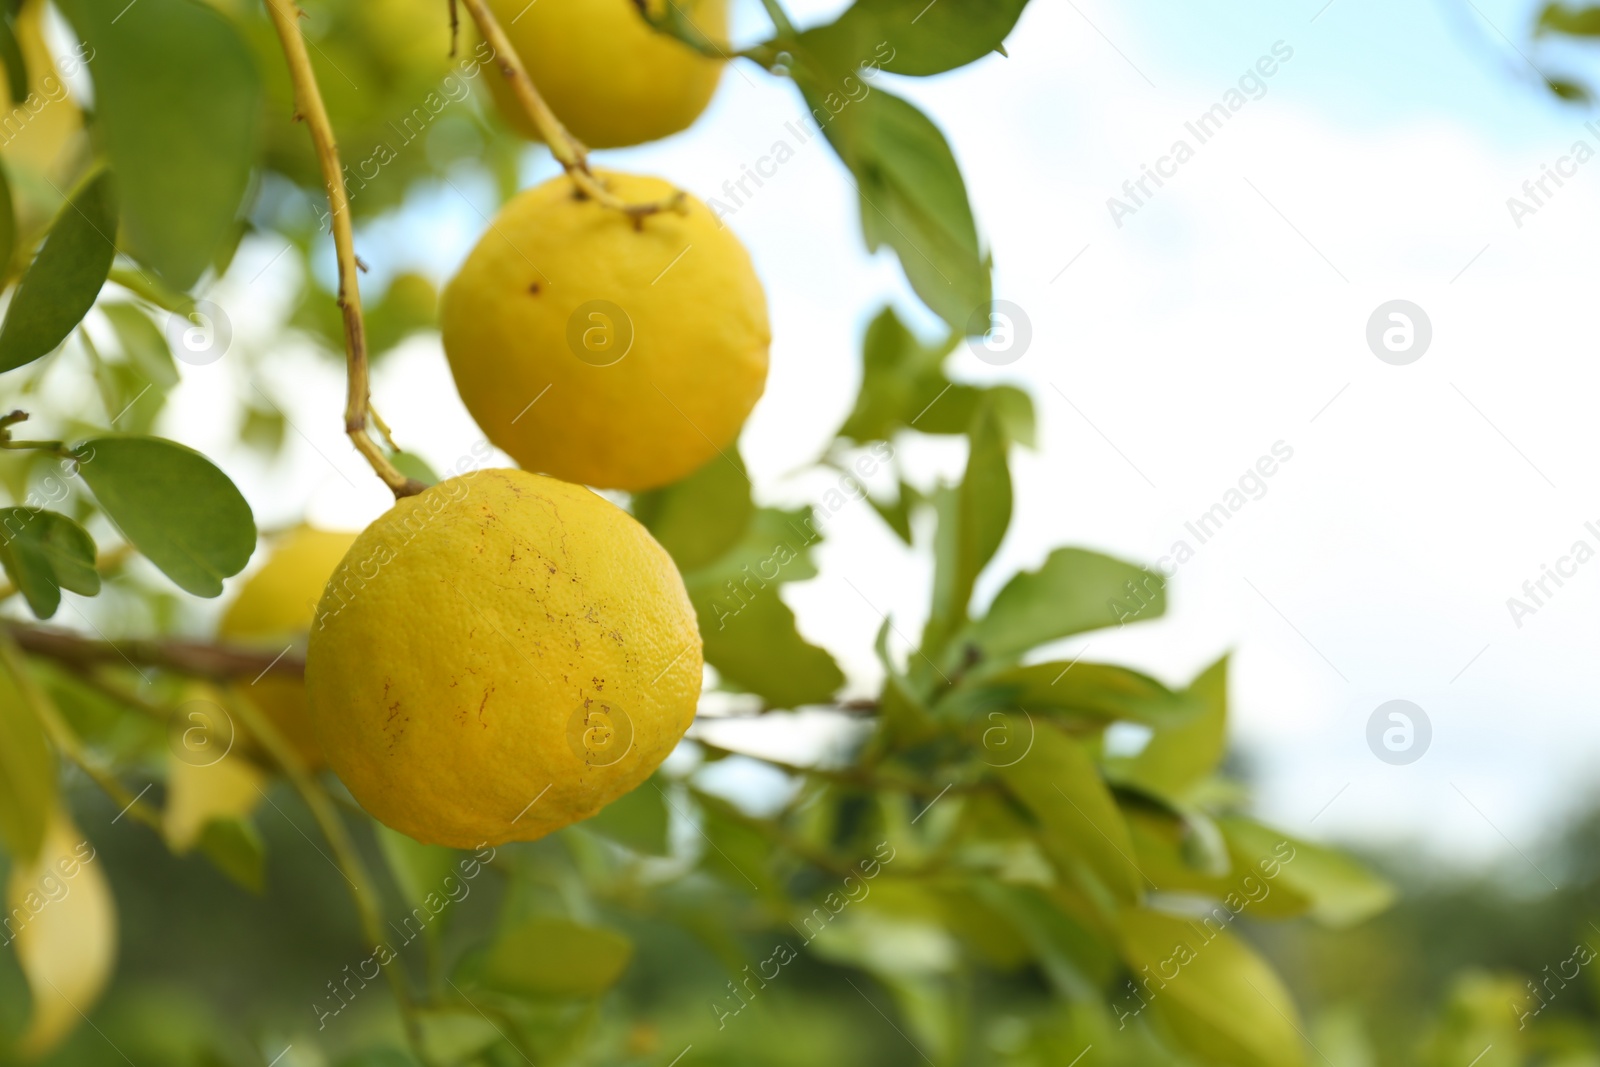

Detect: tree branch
[263,0,425,500]
[5,621,304,680]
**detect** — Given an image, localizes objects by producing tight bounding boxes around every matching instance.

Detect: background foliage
[0,0,1592,1065]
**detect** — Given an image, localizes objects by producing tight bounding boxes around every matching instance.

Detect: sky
[151,0,1600,878]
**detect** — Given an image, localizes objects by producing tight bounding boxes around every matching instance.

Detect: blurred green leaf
[1219,816,1395,928]
[60,0,261,290]
[802,84,989,329]
[1536,2,1600,35]
[0,12,25,106]
[977,660,1202,726]
[922,401,1011,659]
[478,915,633,999]
[0,156,15,278]
[0,507,98,618]
[866,479,919,544]
[74,435,255,597]
[102,303,179,390]
[695,790,776,895]
[0,632,54,863]
[377,823,459,929]
[790,0,1028,77]
[1117,656,1228,800]
[995,717,1143,905]
[0,169,115,373]
[579,777,669,855]
[836,306,1033,449]
[196,816,265,894]
[683,507,843,707]
[964,548,1165,663]
[1116,907,1307,1067]
[389,451,439,487]
[634,450,753,572]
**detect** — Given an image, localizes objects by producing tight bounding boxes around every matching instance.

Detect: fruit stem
[2,619,306,679]
[456,0,689,219]
[263,0,426,500]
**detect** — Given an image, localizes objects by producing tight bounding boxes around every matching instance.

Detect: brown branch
[5,621,304,680]
[263,0,424,500]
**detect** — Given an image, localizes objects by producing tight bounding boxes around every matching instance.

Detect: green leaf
[1116,908,1307,1067]
[802,84,989,329]
[73,435,255,597]
[196,817,265,894]
[377,824,460,927]
[683,507,843,707]
[389,451,439,487]
[0,13,26,107]
[633,450,753,572]
[478,915,633,999]
[791,0,1029,77]
[1218,816,1395,928]
[0,633,55,863]
[874,618,939,746]
[0,156,15,278]
[0,170,116,373]
[1118,656,1228,799]
[976,660,1202,727]
[59,0,261,290]
[994,717,1143,905]
[579,777,669,855]
[866,480,919,544]
[922,402,1011,659]
[102,303,179,390]
[836,306,1033,449]
[695,589,844,707]
[964,548,1165,663]
[1536,3,1600,35]
[0,508,99,618]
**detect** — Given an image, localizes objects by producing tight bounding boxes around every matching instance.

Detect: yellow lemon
[305,468,702,848]
[484,0,725,149]
[219,526,357,767]
[440,169,768,492]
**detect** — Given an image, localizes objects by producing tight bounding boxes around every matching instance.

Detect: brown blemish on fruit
[528,282,541,295]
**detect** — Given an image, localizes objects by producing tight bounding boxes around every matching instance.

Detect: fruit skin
[484,0,725,149]
[441,169,769,492]
[220,526,357,767]
[305,468,702,848]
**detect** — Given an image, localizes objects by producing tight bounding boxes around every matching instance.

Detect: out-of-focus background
[6,0,1600,1063]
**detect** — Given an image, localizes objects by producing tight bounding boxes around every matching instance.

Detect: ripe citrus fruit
[440,169,768,492]
[304,468,703,848]
[484,0,726,149]
[219,526,357,767]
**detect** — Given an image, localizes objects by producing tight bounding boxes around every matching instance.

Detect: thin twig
[224,690,439,1066]
[455,0,687,219]
[262,0,424,499]
[0,636,164,832]
[5,620,304,680]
